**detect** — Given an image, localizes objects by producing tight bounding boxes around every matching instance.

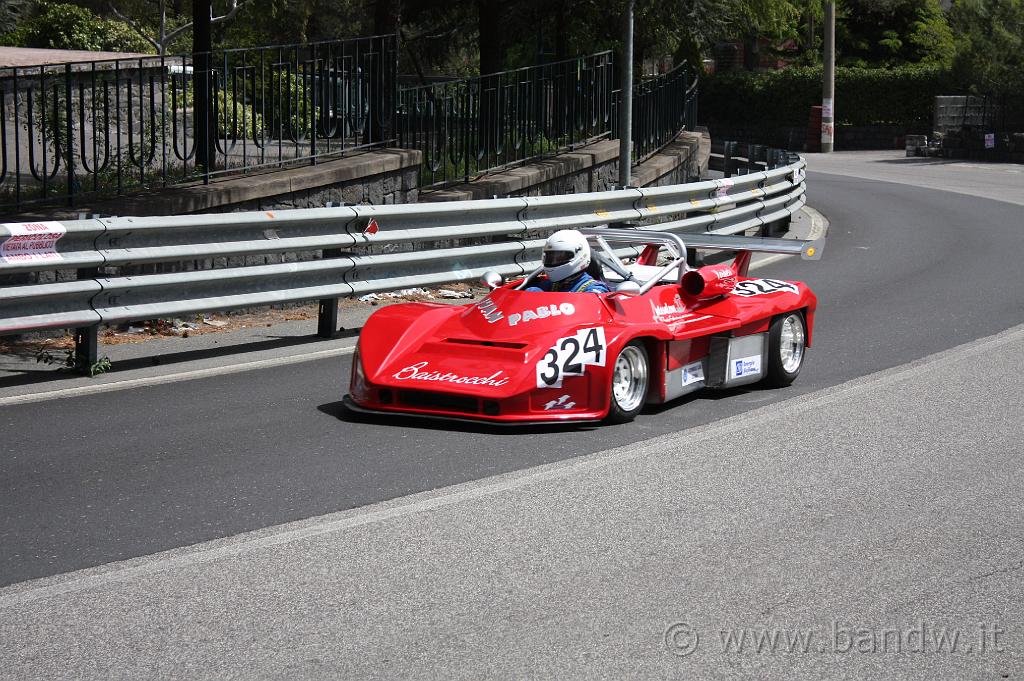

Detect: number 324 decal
[536,327,607,388]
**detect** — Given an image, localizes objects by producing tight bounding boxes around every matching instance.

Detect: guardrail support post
[723,141,735,178]
[318,299,339,338]
[73,265,100,374]
[748,144,760,174]
[74,326,99,374]
[317,248,342,338]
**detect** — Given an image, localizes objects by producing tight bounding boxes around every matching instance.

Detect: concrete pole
[618,0,634,188]
[821,1,835,153]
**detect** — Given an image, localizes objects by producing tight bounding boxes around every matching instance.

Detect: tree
[948,0,1024,122]
[108,0,248,55]
[836,0,954,67]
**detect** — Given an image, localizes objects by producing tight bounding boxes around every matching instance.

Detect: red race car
[344,228,823,425]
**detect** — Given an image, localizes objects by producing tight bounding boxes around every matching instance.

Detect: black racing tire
[605,340,649,424]
[764,311,807,388]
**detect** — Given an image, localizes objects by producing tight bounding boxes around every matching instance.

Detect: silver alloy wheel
[779,313,806,373]
[612,345,648,413]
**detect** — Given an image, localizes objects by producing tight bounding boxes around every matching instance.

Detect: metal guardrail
[0,154,807,369]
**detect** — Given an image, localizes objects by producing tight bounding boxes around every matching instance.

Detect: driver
[526,229,609,294]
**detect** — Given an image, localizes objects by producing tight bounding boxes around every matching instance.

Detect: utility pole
[618,0,634,188]
[821,1,835,153]
[193,0,213,174]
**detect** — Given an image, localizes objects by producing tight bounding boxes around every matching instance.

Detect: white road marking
[0,345,356,406]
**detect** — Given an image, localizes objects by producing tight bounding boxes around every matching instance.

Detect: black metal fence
[623,62,699,163]
[397,52,616,188]
[2,41,700,211]
[0,34,397,213]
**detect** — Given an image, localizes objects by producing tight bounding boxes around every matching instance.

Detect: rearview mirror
[481,271,504,290]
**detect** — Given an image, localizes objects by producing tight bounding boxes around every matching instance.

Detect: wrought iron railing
[1,43,699,210]
[0,34,397,213]
[615,61,699,164]
[397,52,616,188]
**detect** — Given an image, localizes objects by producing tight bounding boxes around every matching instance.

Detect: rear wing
[578,227,825,294]
[579,227,824,261]
[683,233,824,261]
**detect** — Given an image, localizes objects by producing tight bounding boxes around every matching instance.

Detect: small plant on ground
[36,347,112,377]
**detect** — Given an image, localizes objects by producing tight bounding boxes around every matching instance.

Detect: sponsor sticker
[715,178,734,198]
[732,355,762,378]
[476,296,504,324]
[536,327,606,389]
[508,302,575,327]
[393,361,510,387]
[732,278,799,298]
[543,394,577,411]
[651,294,687,324]
[1,221,66,263]
[681,360,704,387]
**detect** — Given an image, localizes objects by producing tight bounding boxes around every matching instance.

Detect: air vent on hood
[444,338,528,349]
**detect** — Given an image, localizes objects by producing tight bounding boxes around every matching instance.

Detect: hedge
[699,64,956,133]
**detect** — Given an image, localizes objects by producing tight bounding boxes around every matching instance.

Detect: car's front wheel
[764,311,806,387]
[606,340,649,423]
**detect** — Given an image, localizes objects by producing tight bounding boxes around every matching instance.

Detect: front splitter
[341,395,602,427]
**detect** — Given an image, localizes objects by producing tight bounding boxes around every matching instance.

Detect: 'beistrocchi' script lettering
[393,362,510,387]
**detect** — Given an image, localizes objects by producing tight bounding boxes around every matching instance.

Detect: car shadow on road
[317,400,597,435]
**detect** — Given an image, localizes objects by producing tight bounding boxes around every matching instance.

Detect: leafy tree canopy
[836,0,955,66]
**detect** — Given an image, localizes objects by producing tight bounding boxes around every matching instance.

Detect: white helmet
[542,230,591,282]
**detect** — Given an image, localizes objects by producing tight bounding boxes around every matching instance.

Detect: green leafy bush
[215,90,264,139]
[699,64,955,133]
[3,3,153,53]
[260,72,321,140]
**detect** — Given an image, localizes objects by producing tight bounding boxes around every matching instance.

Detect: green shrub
[4,3,153,53]
[699,64,955,133]
[215,90,264,139]
[259,72,321,140]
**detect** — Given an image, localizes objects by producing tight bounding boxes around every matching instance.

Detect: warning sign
[1,221,66,263]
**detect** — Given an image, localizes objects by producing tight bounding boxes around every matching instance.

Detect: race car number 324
[536,327,607,389]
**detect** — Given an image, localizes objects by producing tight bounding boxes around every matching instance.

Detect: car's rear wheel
[764,311,806,387]
[606,340,649,423]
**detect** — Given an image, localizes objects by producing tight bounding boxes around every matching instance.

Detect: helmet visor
[543,250,574,268]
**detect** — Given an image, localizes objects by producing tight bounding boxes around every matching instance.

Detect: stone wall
[24,148,424,220]
[631,130,710,188]
[419,130,709,202]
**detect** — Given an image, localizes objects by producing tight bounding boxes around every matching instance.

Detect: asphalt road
[2,167,1024,590]
[2,322,1022,679]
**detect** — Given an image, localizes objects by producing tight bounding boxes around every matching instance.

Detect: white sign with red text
[1,221,66,263]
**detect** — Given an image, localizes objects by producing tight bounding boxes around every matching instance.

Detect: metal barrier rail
[0,155,807,368]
